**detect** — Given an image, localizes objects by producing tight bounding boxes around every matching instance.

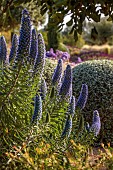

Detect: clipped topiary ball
[72,59,113,144]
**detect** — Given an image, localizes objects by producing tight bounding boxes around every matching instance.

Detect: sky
[38,14,71,30]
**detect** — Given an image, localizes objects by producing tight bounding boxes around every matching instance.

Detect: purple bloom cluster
[9,34,18,63]
[76,84,88,110]
[40,79,47,100]
[46,48,70,62]
[31,94,42,124]
[52,59,63,86]
[29,28,38,64]
[74,50,113,63]
[46,48,57,59]
[61,52,70,61]
[59,65,72,97]
[33,33,45,76]
[61,115,72,138]
[90,110,101,136]
[14,9,31,65]
[0,36,7,63]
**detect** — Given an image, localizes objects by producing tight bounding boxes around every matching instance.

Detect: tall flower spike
[31,95,42,124]
[76,84,88,110]
[29,28,38,64]
[40,79,47,100]
[90,110,101,136]
[68,95,76,118]
[14,9,31,66]
[0,36,7,63]
[68,82,72,98]
[33,33,45,76]
[59,65,72,97]
[9,34,18,63]
[61,115,72,138]
[52,59,63,86]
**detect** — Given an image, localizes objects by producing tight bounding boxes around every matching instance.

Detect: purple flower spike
[29,28,38,63]
[61,116,72,138]
[33,33,45,76]
[76,84,88,110]
[52,59,63,86]
[0,36,7,63]
[59,65,72,97]
[90,110,101,136]
[40,79,47,100]
[9,34,18,62]
[68,96,76,118]
[14,9,31,65]
[31,95,42,124]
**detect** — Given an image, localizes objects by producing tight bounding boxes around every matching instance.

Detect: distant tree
[37,0,113,41]
[47,14,60,51]
[83,17,113,45]
[0,0,46,32]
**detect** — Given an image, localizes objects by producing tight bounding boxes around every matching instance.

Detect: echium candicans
[40,79,47,100]
[90,110,101,136]
[0,36,7,63]
[31,94,42,124]
[68,82,72,98]
[33,33,45,76]
[14,9,31,66]
[9,34,18,63]
[67,95,76,118]
[61,115,72,138]
[28,28,38,64]
[52,59,63,86]
[76,84,88,110]
[59,65,72,98]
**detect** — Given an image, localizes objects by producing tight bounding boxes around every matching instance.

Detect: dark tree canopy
[38,0,113,41]
[0,0,46,31]
[1,0,113,40]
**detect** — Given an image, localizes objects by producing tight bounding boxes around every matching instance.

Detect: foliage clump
[72,59,113,144]
[1,8,110,170]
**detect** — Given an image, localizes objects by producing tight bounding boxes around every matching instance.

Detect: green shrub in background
[72,59,113,145]
[43,58,57,86]
[58,42,70,52]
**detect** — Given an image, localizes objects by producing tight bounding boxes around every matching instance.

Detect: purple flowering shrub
[46,48,70,62]
[70,50,113,63]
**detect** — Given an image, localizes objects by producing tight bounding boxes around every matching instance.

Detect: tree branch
[2,0,14,15]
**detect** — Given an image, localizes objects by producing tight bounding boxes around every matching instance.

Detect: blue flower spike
[14,8,31,66]
[52,59,63,86]
[9,34,18,62]
[90,110,101,136]
[76,84,88,110]
[59,64,72,98]
[31,94,42,124]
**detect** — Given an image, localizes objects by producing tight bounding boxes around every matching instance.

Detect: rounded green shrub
[58,42,69,52]
[72,59,113,144]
